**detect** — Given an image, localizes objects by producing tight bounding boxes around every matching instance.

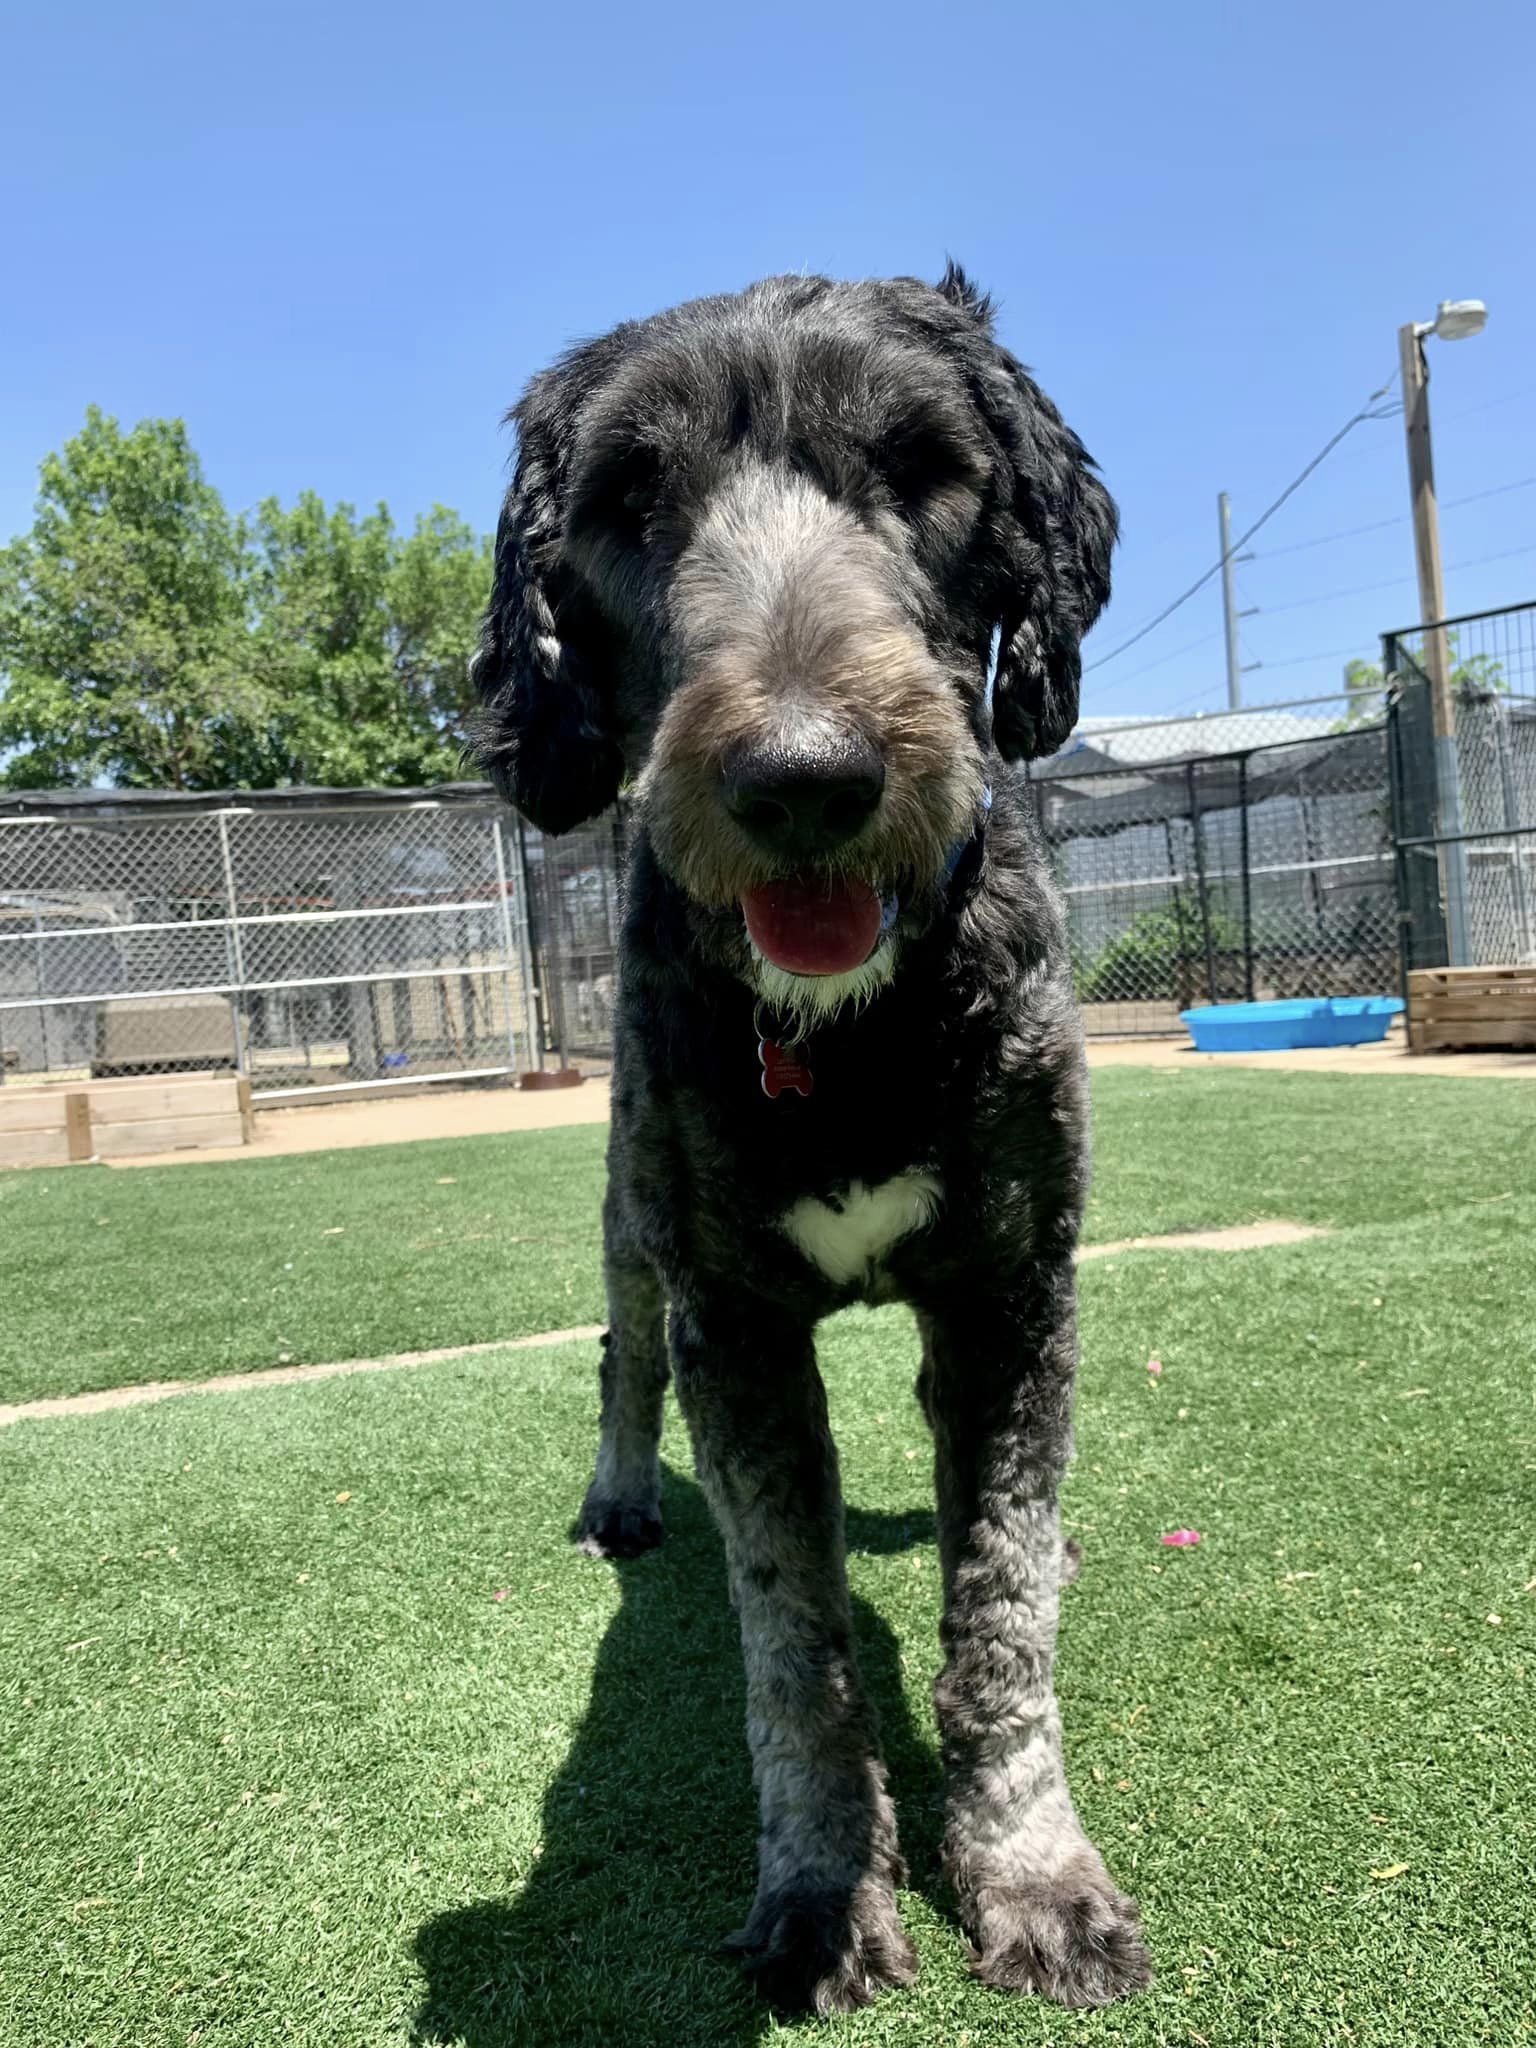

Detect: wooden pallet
[0,1074,253,1168]
[1407,965,1536,1053]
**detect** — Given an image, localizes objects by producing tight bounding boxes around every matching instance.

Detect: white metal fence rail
[0,796,543,1099]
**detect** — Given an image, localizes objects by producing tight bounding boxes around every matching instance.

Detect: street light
[1422,299,1487,343]
[1398,296,1488,965]
[1399,297,1489,631]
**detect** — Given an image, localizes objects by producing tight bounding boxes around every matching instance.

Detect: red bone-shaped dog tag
[759,1037,814,1100]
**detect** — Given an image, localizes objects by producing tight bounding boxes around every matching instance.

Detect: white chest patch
[782,1172,943,1285]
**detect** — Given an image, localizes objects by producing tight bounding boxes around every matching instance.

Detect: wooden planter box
[94,994,238,1077]
[1407,965,1536,1053]
[0,1074,253,1168]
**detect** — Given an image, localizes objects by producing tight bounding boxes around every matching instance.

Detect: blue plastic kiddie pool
[1179,996,1405,1052]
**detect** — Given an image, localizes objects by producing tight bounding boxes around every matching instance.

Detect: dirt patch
[0,1325,606,1430]
[1079,1220,1326,1260]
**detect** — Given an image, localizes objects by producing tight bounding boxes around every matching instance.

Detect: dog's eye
[882,427,974,515]
[571,445,664,546]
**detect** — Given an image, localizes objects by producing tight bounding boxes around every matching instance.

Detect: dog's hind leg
[920,1267,1150,2008]
[672,1298,917,2016]
[576,1247,668,1559]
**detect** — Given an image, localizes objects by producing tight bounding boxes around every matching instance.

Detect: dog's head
[472,267,1115,1016]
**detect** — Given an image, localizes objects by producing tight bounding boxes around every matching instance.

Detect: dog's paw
[573,1493,663,1559]
[967,1858,1150,2007]
[725,1881,917,2015]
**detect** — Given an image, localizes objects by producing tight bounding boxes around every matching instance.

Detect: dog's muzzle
[724,731,890,975]
[723,732,886,861]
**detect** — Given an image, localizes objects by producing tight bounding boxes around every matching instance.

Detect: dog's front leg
[671,1299,917,2015]
[922,1266,1151,2007]
[576,1249,668,1558]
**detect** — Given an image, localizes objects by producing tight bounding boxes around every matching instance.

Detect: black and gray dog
[471,266,1150,2015]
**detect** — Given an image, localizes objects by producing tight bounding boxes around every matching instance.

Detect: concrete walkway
[110,1075,612,1168]
[1084,1034,1536,1081]
[104,1027,1534,1170]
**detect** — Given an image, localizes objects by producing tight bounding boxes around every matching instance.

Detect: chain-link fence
[9,667,1484,1085]
[520,811,627,1063]
[1385,600,1536,975]
[0,788,546,1098]
[1030,697,1398,1034]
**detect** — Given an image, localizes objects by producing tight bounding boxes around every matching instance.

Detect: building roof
[1043,708,1339,772]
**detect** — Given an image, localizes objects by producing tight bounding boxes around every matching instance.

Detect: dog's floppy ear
[963,321,1117,762]
[470,360,626,835]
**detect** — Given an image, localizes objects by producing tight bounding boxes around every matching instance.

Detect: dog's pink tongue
[741,877,883,977]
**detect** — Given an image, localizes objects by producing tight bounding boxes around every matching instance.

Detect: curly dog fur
[472,266,1150,2014]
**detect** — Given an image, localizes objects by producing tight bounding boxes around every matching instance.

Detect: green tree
[1336,636,1506,730]
[390,507,494,740]
[1338,657,1389,729]
[238,491,397,786]
[1076,898,1238,1005]
[0,409,251,788]
[1,412,493,792]
[230,494,491,788]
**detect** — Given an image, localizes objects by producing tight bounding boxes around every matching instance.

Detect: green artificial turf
[3,1156,1534,2044]
[4,1066,1536,1406]
[0,1120,609,1407]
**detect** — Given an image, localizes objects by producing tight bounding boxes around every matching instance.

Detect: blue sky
[5,0,1532,723]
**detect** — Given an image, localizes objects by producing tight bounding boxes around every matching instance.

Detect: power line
[1442,541,1536,575]
[1443,475,1536,510]
[1249,380,1536,499]
[1086,627,1224,696]
[1256,542,1536,619]
[1158,682,1226,713]
[1098,541,1536,707]
[1299,380,1536,477]
[1092,542,1533,701]
[1260,569,1415,616]
[1083,367,1400,672]
[1160,657,1389,714]
[1256,642,1378,671]
[1439,383,1536,426]
[1249,475,1536,563]
[1251,510,1406,560]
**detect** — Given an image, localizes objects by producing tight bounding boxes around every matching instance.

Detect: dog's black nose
[724,734,886,856]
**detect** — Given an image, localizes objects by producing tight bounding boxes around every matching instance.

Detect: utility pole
[1218,492,1243,710]
[1397,324,1453,727]
[1398,316,1468,963]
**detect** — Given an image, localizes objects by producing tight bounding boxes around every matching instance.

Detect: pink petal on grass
[1160,1529,1202,1548]
[1146,1356,1163,1376]
[491,1589,509,1602]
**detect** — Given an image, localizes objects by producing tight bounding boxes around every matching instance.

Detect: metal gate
[0,789,541,1099]
[1031,705,1399,1032]
[1385,600,1536,979]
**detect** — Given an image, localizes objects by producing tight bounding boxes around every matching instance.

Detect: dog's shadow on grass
[411,1469,941,2048]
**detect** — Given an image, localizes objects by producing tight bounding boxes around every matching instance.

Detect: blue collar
[879,784,991,936]
[942,782,993,889]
